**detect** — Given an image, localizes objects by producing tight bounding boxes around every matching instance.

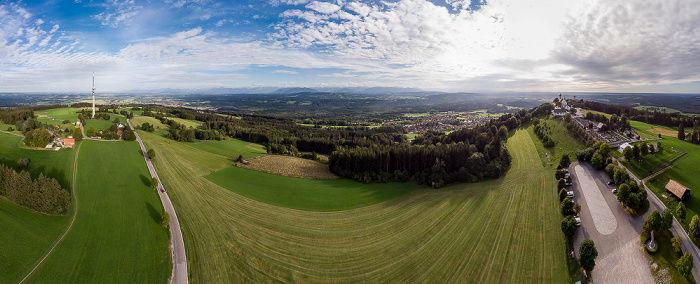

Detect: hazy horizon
[1,0,699,93]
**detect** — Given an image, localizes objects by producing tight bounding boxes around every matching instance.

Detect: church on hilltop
[552,94,571,117]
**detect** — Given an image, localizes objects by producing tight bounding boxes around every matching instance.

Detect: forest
[0,164,70,214]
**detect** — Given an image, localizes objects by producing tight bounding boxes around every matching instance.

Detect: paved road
[625,166,700,281]
[127,119,188,284]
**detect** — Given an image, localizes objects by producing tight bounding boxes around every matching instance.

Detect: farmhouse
[64,137,75,148]
[618,142,632,153]
[666,179,691,201]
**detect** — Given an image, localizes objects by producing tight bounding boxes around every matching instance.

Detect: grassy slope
[0,132,74,283]
[528,118,585,168]
[35,108,82,132]
[143,128,567,283]
[187,138,267,161]
[206,166,414,211]
[26,140,170,283]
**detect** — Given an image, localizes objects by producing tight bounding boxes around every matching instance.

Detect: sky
[1,0,699,93]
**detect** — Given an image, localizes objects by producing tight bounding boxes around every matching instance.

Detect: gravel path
[575,165,617,235]
[592,237,654,284]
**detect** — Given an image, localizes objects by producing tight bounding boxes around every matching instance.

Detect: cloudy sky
[1,0,699,93]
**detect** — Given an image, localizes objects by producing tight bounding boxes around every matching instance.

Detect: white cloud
[270,0,312,6]
[305,1,341,14]
[272,70,299,74]
[91,0,142,28]
[35,19,44,25]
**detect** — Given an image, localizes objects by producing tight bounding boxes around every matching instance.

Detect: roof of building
[597,122,604,128]
[666,179,690,199]
[64,138,75,144]
[553,108,567,113]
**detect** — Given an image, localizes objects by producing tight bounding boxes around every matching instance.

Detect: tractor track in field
[18,141,82,284]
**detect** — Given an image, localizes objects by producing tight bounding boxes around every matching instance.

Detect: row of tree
[0,164,70,214]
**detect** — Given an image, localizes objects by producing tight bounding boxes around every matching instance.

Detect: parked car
[575,217,581,226]
[564,172,571,178]
[607,181,615,185]
[568,191,574,199]
[566,181,572,186]
[612,188,618,195]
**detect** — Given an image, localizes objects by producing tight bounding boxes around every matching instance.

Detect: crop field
[142,128,567,283]
[527,118,585,168]
[0,132,74,283]
[187,138,266,161]
[236,155,337,179]
[24,140,171,283]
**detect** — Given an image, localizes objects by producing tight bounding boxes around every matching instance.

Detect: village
[381,111,502,136]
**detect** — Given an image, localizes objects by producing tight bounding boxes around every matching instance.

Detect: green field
[84,114,126,133]
[619,141,683,179]
[130,116,169,136]
[120,107,144,116]
[0,131,74,188]
[25,140,170,283]
[527,118,585,168]
[142,128,567,282]
[169,117,202,129]
[206,166,415,211]
[35,108,83,133]
[187,138,267,161]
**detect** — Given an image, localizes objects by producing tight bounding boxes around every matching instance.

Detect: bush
[148,149,156,159]
[690,216,700,241]
[677,203,687,222]
[559,188,568,201]
[17,158,30,169]
[678,253,693,278]
[561,197,574,216]
[561,216,577,238]
[161,212,170,229]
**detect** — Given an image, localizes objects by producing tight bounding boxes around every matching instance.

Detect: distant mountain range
[124,86,424,95]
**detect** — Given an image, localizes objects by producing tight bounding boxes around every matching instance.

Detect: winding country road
[127,119,188,284]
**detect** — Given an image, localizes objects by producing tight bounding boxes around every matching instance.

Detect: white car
[575,217,581,226]
[568,191,574,199]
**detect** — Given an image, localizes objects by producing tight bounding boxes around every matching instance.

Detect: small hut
[666,180,691,201]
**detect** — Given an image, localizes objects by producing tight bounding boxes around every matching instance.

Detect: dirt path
[18,141,82,283]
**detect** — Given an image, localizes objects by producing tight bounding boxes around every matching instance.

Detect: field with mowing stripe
[25,140,170,283]
[142,128,567,282]
[130,116,169,135]
[187,138,267,161]
[528,118,585,168]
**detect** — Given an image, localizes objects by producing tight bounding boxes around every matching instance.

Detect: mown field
[84,114,126,133]
[187,138,267,161]
[0,132,74,283]
[25,140,170,283]
[142,128,567,283]
[129,116,169,136]
[527,117,585,168]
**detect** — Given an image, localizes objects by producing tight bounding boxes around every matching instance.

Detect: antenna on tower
[92,72,96,118]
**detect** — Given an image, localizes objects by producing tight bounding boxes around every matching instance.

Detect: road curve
[625,166,700,281]
[127,119,188,284]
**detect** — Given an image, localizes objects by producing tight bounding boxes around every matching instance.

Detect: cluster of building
[381,112,497,135]
[551,94,573,117]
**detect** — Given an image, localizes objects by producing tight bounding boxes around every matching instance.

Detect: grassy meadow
[84,114,126,133]
[129,115,169,135]
[141,128,567,282]
[187,138,267,161]
[35,108,82,132]
[0,132,75,283]
[527,117,585,168]
[25,140,170,283]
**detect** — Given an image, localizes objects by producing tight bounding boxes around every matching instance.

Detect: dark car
[607,181,615,185]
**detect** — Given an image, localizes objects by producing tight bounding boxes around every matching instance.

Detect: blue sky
[1,0,699,93]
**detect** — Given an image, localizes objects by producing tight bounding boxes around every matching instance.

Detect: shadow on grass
[146,202,161,224]
[140,174,151,187]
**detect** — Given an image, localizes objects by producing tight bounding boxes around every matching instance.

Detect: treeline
[328,103,555,186]
[0,164,70,214]
[533,119,555,147]
[578,101,698,129]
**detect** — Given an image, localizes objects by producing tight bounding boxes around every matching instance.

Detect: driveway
[570,161,653,283]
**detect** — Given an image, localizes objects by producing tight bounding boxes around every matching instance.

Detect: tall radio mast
[92,72,96,118]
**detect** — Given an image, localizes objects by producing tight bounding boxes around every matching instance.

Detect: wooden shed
[666,179,691,201]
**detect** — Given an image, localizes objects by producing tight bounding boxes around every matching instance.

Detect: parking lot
[569,161,653,283]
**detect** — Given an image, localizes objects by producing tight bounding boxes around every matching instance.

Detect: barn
[666,179,691,201]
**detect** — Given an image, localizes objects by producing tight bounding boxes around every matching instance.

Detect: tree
[17,158,30,169]
[579,239,598,273]
[623,146,633,161]
[559,153,570,168]
[690,215,700,241]
[559,188,568,201]
[150,177,159,190]
[671,235,683,253]
[574,203,582,216]
[677,202,687,222]
[561,216,578,238]
[591,152,606,169]
[561,197,574,216]
[643,210,661,233]
[161,211,170,229]
[598,143,610,156]
[678,123,686,140]
[236,155,244,163]
[148,148,156,159]
[632,145,640,159]
[113,117,120,124]
[640,143,649,156]
[72,127,83,141]
[87,126,96,137]
[617,184,630,204]
[660,208,673,231]
[558,178,566,189]
[648,143,655,153]
[678,253,693,278]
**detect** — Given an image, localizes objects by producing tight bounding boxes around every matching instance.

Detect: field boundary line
[18,141,82,284]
